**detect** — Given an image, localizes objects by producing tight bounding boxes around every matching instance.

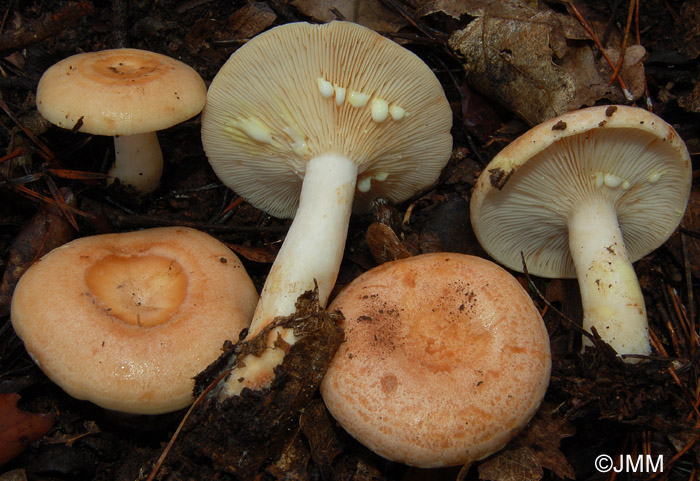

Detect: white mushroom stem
[567,197,651,360]
[219,152,358,398]
[109,132,163,193]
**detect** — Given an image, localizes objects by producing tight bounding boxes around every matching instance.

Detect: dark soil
[0,1,699,480]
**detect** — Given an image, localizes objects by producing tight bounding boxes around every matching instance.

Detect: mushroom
[470,105,692,360]
[320,253,551,468]
[10,227,258,414]
[201,21,452,394]
[36,48,207,193]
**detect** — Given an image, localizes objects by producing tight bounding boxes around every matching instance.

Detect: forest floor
[0,0,699,480]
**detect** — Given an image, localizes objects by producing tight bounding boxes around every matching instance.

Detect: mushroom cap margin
[320,253,551,467]
[10,227,257,414]
[469,105,692,278]
[201,21,453,218]
[36,48,207,136]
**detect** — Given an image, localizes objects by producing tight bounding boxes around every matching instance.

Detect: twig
[568,2,633,101]
[9,185,92,220]
[0,97,53,161]
[145,368,232,481]
[608,0,637,87]
[649,431,700,480]
[635,0,653,110]
[680,227,697,351]
[519,252,591,338]
[0,1,95,56]
[378,0,437,40]
[0,0,13,34]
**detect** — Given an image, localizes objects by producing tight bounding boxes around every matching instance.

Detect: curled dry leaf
[477,404,576,481]
[0,393,55,466]
[446,1,646,125]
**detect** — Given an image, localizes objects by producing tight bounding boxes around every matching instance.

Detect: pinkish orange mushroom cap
[36,48,206,193]
[321,253,551,468]
[10,227,258,414]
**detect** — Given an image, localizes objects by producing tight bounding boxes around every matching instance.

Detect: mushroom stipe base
[179,289,344,478]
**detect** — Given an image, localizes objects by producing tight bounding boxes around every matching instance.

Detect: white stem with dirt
[220,152,358,397]
[567,197,650,361]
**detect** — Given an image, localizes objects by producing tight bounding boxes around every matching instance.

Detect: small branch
[0,2,95,56]
[608,0,637,87]
[519,252,591,339]
[568,2,633,101]
[145,368,232,481]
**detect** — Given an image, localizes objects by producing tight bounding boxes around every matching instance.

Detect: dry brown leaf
[0,393,55,466]
[0,469,28,481]
[291,0,407,33]
[224,2,277,40]
[227,243,278,263]
[679,80,700,113]
[365,222,411,264]
[477,404,576,481]
[478,445,543,481]
[678,189,700,277]
[447,1,645,125]
[678,1,700,59]
[545,278,582,324]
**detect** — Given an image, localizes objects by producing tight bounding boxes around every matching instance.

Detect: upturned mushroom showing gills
[10,227,258,414]
[201,21,452,395]
[470,105,692,361]
[36,48,206,193]
[320,253,551,467]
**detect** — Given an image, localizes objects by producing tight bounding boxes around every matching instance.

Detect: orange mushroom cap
[321,253,551,467]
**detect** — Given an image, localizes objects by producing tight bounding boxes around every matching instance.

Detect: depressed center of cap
[85,255,187,327]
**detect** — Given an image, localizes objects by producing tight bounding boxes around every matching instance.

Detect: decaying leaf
[365,222,411,265]
[299,399,345,478]
[0,393,55,466]
[227,243,279,264]
[291,0,407,34]
[185,2,277,56]
[477,404,576,481]
[173,288,344,479]
[447,1,646,125]
[478,445,543,481]
[0,469,28,481]
[669,189,700,278]
[0,188,76,317]
[679,80,700,113]
[264,428,311,481]
[678,1,700,59]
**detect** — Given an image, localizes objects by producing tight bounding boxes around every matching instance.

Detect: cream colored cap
[36,48,206,136]
[11,227,258,414]
[470,105,692,278]
[320,253,551,467]
[202,21,453,218]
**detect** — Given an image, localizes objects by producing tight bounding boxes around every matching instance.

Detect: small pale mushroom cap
[470,105,692,278]
[320,253,551,468]
[10,227,258,415]
[201,21,453,218]
[36,48,206,136]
